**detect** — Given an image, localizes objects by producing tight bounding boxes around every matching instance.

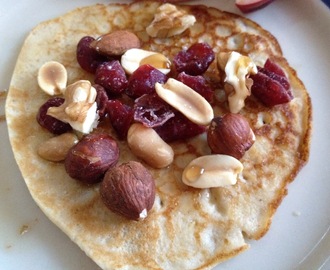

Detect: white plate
[1,0,329,269]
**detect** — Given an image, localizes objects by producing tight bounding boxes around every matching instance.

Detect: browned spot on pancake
[0,90,7,121]
[0,90,7,99]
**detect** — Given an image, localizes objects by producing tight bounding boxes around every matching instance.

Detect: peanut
[121,48,171,75]
[155,78,214,126]
[182,154,243,188]
[37,61,67,95]
[37,133,78,162]
[127,123,174,169]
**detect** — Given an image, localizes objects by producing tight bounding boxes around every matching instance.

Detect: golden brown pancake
[5,1,311,269]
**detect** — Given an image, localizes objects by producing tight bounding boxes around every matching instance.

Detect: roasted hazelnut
[100,161,155,221]
[65,133,119,184]
[207,113,255,159]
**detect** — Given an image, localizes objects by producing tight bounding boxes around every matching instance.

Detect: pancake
[5,1,312,269]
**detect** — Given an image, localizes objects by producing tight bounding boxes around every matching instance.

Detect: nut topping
[218,51,257,113]
[100,161,156,221]
[65,133,119,184]
[146,3,196,38]
[37,133,78,162]
[139,53,171,70]
[127,123,174,169]
[37,61,67,95]
[207,113,255,160]
[47,80,99,134]
[182,154,243,188]
[155,78,214,126]
[90,30,141,56]
[121,48,171,75]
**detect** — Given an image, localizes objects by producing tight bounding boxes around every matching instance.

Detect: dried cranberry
[177,72,214,103]
[154,111,206,142]
[37,97,72,135]
[264,58,286,77]
[173,43,215,76]
[94,60,128,96]
[126,64,168,99]
[134,94,175,128]
[107,99,134,140]
[250,59,293,107]
[258,66,290,91]
[65,133,119,184]
[94,84,109,119]
[76,36,107,73]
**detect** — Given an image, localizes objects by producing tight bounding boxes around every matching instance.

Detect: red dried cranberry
[177,72,214,103]
[65,133,119,184]
[154,111,206,142]
[134,94,174,128]
[258,65,290,91]
[76,36,107,73]
[93,84,109,119]
[173,43,215,76]
[264,58,286,77]
[37,97,72,135]
[94,60,128,96]
[107,99,134,140]
[126,64,167,99]
[250,59,293,107]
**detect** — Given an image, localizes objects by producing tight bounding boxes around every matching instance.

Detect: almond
[91,30,141,56]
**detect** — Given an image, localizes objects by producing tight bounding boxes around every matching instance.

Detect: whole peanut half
[37,133,78,162]
[127,123,174,169]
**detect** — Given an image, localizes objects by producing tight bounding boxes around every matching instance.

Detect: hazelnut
[207,113,255,159]
[100,161,155,221]
[90,30,141,56]
[65,133,119,184]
